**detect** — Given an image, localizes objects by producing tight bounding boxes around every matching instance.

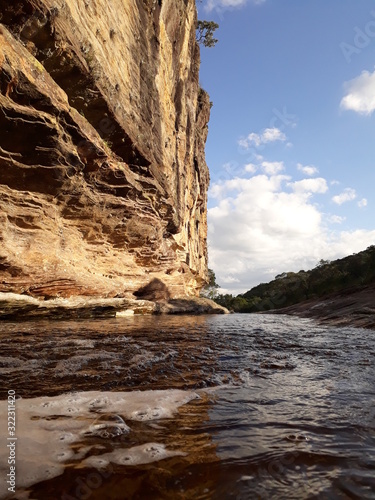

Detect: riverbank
[0,293,228,320]
[272,283,375,330]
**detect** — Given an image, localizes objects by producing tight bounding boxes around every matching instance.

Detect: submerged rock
[87,414,130,439]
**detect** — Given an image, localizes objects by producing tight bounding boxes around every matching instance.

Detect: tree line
[203,246,375,312]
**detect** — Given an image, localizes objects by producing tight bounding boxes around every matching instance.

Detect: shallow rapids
[0,314,374,499]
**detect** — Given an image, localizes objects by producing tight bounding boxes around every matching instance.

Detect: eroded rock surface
[273,283,375,330]
[0,0,211,307]
[0,292,228,320]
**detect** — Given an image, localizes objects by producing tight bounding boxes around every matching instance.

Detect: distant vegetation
[214,246,375,312]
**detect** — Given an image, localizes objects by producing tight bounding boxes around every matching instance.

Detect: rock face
[0,0,211,303]
[273,283,375,330]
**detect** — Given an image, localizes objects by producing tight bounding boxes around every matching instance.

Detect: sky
[197,0,375,295]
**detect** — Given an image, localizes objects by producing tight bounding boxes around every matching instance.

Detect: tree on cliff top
[201,268,220,299]
[196,20,219,48]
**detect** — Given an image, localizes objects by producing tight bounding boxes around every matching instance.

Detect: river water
[0,314,374,499]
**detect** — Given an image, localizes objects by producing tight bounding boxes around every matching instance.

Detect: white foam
[0,389,198,499]
[0,356,24,375]
[54,352,119,377]
[83,442,185,468]
[129,350,155,368]
[71,339,96,348]
[0,356,24,367]
[128,349,178,370]
[56,339,96,349]
[0,357,43,375]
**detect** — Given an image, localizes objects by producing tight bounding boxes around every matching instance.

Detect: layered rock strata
[272,283,375,330]
[0,293,228,320]
[0,0,212,312]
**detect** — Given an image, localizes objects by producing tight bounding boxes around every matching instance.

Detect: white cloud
[297,163,319,176]
[327,215,346,224]
[222,162,232,172]
[220,275,240,284]
[262,128,286,143]
[261,161,284,175]
[340,68,375,115]
[358,198,368,208]
[289,177,328,194]
[332,188,356,205]
[208,181,228,199]
[244,163,257,173]
[205,0,265,12]
[208,175,375,294]
[238,127,286,149]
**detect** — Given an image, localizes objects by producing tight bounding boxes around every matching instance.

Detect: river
[0,314,374,499]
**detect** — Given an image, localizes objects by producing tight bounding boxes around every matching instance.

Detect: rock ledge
[0,292,228,320]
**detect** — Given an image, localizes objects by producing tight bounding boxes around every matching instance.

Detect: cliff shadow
[134,278,170,302]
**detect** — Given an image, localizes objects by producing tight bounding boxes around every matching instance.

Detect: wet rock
[158,297,229,315]
[0,292,228,319]
[273,283,375,330]
[0,292,156,320]
[87,414,130,439]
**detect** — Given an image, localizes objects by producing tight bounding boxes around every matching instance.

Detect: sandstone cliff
[0,0,211,307]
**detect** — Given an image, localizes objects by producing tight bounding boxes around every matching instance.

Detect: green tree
[196,20,219,48]
[215,293,234,309]
[201,268,220,299]
[316,259,331,268]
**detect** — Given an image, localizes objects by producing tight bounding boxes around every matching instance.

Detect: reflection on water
[0,314,374,499]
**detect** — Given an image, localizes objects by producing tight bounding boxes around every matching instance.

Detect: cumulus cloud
[340,69,375,115]
[327,215,346,224]
[358,198,368,208]
[262,128,286,143]
[332,188,357,205]
[238,127,286,149]
[244,163,257,174]
[261,161,284,175]
[205,0,265,12]
[208,175,375,293]
[289,178,328,194]
[297,163,319,176]
[220,275,241,284]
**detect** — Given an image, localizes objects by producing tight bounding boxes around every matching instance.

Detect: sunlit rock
[0,0,211,313]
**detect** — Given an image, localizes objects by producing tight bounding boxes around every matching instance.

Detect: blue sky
[197,0,375,294]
